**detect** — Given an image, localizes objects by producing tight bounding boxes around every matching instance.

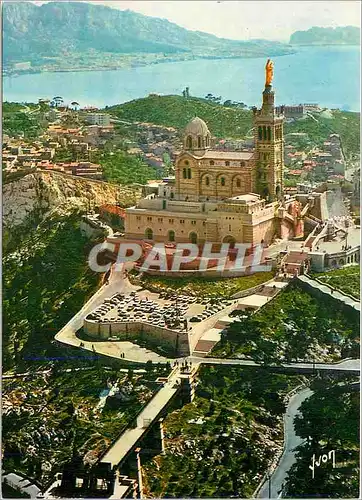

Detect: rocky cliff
[3,170,141,227]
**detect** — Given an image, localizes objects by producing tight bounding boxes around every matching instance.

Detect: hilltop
[290,26,360,46]
[108,95,360,156]
[108,95,253,139]
[3,2,294,73]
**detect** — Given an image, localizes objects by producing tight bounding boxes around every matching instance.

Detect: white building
[84,113,111,126]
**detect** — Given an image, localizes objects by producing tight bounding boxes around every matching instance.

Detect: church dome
[183,116,211,152]
[184,116,210,137]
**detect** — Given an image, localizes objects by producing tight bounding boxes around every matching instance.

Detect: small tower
[183,117,211,156]
[253,59,284,201]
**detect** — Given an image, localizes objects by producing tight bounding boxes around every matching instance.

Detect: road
[55,267,133,347]
[258,387,313,498]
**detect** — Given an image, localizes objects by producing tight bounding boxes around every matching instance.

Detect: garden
[211,282,360,363]
[136,270,274,298]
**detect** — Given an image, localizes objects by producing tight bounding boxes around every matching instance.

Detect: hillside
[3,170,141,229]
[3,2,294,71]
[3,211,101,371]
[108,95,253,138]
[290,26,360,45]
[108,95,360,155]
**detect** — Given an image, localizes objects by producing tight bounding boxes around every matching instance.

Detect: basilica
[124,60,304,246]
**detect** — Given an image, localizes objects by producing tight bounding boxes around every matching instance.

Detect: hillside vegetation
[109,95,360,156]
[211,282,359,363]
[285,110,360,158]
[3,102,43,139]
[109,95,253,138]
[3,211,101,371]
[312,265,360,300]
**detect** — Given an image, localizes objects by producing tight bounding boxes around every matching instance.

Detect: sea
[3,46,360,112]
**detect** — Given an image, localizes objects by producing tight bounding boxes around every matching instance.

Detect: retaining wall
[84,319,190,356]
[297,274,360,316]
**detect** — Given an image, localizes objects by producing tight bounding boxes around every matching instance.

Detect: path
[190,356,360,374]
[258,387,313,498]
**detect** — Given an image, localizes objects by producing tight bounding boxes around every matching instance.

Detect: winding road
[258,387,313,498]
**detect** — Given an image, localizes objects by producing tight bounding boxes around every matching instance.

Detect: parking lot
[85,289,235,335]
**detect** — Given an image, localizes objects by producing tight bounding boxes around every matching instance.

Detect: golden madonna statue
[265,59,274,86]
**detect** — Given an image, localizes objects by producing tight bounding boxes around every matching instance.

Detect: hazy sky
[87,0,361,41]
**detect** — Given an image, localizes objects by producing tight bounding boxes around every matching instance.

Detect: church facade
[124,61,302,246]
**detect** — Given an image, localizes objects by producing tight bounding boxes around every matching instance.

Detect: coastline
[3,51,296,78]
[289,42,360,47]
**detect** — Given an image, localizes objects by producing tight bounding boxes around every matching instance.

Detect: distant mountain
[3,1,294,69]
[290,26,360,46]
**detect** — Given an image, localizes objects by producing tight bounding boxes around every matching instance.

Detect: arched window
[187,168,192,179]
[258,126,262,140]
[267,126,271,141]
[220,177,226,186]
[183,168,187,179]
[186,136,192,149]
[168,230,175,242]
[205,176,210,186]
[189,232,197,244]
[263,126,267,140]
[225,161,230,166]
[236,179,241,188]
[198,136,202,148]
[145,228,153,240]
[170,192,174,199]
[210,160,215,166]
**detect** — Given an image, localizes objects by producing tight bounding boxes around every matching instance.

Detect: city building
[84,113,111,126]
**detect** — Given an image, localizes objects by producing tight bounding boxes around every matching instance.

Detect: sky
[81,0,361,41]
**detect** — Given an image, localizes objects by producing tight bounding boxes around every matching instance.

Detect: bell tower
[253,59,284,201]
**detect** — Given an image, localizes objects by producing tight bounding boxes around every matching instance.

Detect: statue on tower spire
[265,59,274,87]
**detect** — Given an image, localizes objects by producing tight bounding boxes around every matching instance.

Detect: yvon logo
[309,450,336,479]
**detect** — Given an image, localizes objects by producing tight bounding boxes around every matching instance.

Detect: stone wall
[84,319,190,356]
[187,301,240,353]
[297,275,360,317]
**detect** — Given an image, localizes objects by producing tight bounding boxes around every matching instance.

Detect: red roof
[99,204,125,217]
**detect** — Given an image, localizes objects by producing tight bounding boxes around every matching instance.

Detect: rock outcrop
[3,170,141,227]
